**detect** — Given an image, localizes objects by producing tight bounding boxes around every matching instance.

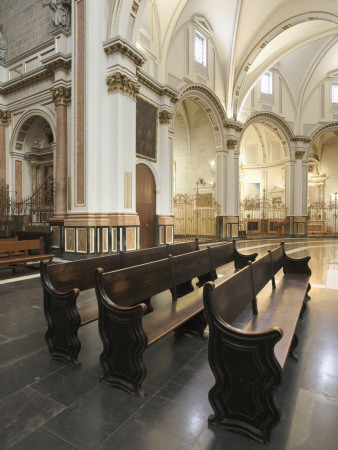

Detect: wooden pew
[203,243,311,443]
[41,240,257,368]
[41,241,200,367]
[0,237,53,270]
[95,243,258,396]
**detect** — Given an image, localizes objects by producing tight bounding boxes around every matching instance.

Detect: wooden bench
[0,237,54,270]
[203,243,311,443]
[95,242,257,396]
[41,240,201,367]
[41,239,256,368]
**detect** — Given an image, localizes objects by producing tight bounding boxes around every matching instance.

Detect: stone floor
[0,238,337,449]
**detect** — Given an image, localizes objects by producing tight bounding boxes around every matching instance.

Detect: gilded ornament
[159,110,173,125]
[51,86,71,106]
[106,73,140,99]
[0,109,11,126]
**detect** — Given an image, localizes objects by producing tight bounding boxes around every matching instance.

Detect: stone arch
[175,84,227,149]
[10,109,56,154]
[309,121,338,148]
[240,112,293,159]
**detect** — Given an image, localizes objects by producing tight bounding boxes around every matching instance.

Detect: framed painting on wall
[136,97,157,162]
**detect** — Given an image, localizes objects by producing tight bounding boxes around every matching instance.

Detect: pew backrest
[167,238,199,256]
[0,237,44,256]
[98,257,175,308]
[121,245,168,267]
[43,253,123,292]
[250,252,274,295]
[171,248,213,285]
[204,265,254,325]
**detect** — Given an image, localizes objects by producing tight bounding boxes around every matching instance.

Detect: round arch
[175,84,227,150]
[240,111,293,159]
[10,108,56,154]
[309,121,338,148]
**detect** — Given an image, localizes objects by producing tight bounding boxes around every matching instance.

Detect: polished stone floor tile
[9,427,76,450]
[286,388,338,450]
[43,384,144,449]
[0,348,63,402]
[1,238,337,449]
[98,418,192,450]
[0,387,65,449]
[132,394,207,445]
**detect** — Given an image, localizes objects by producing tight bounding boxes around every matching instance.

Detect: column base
[50,213,140,259]
[157,215,174,245]
[217,216,239,240]
[286,216,307,237]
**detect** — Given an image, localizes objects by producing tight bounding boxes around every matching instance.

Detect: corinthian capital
[295,151,305,160]
[159,110,173,125]
[227,139,238,150]
[51,86,71,106]
[106,72,140,100]
[0,109,11,126]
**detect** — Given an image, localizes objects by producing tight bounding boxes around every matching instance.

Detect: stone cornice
[225,119,243,132]
[0,109,11,126]
[159,110,173,125]
[291,136,311,143]
[103,36,146,67]
[137,68,179,103]
[106,72,140,100]
[51,86,71,106]
[0,66,53,95]
[42,52,72,72]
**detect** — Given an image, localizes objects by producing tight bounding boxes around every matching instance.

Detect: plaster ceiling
[139,0,338,117]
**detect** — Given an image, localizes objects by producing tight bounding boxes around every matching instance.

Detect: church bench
[41,241,201,368]
[94,242,257,396]
[0,238,54,270]
[203,243,311,443]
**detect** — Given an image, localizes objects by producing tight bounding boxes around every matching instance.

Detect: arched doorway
[136,163,156,248]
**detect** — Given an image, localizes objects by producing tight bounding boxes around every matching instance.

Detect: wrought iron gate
[308,200,338,236]
[239,197,286,237]
[0,180,55,238]
[174,193,218,241]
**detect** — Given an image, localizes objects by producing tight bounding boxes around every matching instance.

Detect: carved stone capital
[103,37,146,67]
[295,151,305,160]
[51,86,71,106]
[132,1,139,14]
[159,110,173,125]
[106,72,140,99]
[0,110,11,126]
[227,139,238,150]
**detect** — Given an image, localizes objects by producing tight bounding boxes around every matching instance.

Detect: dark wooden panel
[122,246,168,267]
[172,249,212,285]
[250,253,273,295]
[211,265,254,324]
[47,253,123,292]
[101,258,173,307]
[208,242,235,269]
[136,164,156,249]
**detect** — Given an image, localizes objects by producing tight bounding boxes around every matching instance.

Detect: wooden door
[136,164,156,249]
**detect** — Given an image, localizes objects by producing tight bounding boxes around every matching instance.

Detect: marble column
[51,86,71,220]
[0,110,11,184]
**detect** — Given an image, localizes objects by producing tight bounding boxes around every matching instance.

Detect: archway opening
[308,130,338,235]
[239,121,287,237]
[173,98,217,241]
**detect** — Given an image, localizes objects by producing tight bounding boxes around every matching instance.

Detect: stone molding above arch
[175,84,228,149]
[309,121,338,147]
[241,111,295,158]
[10,109,56,155]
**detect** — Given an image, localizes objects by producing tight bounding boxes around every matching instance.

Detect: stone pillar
[285,138,309,236]
[0,110,11,183]
[31,163,39,193]
[51,86,71,220]
[157,109,174,244]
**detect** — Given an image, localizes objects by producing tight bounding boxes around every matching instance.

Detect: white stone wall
[174,104,216,195]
